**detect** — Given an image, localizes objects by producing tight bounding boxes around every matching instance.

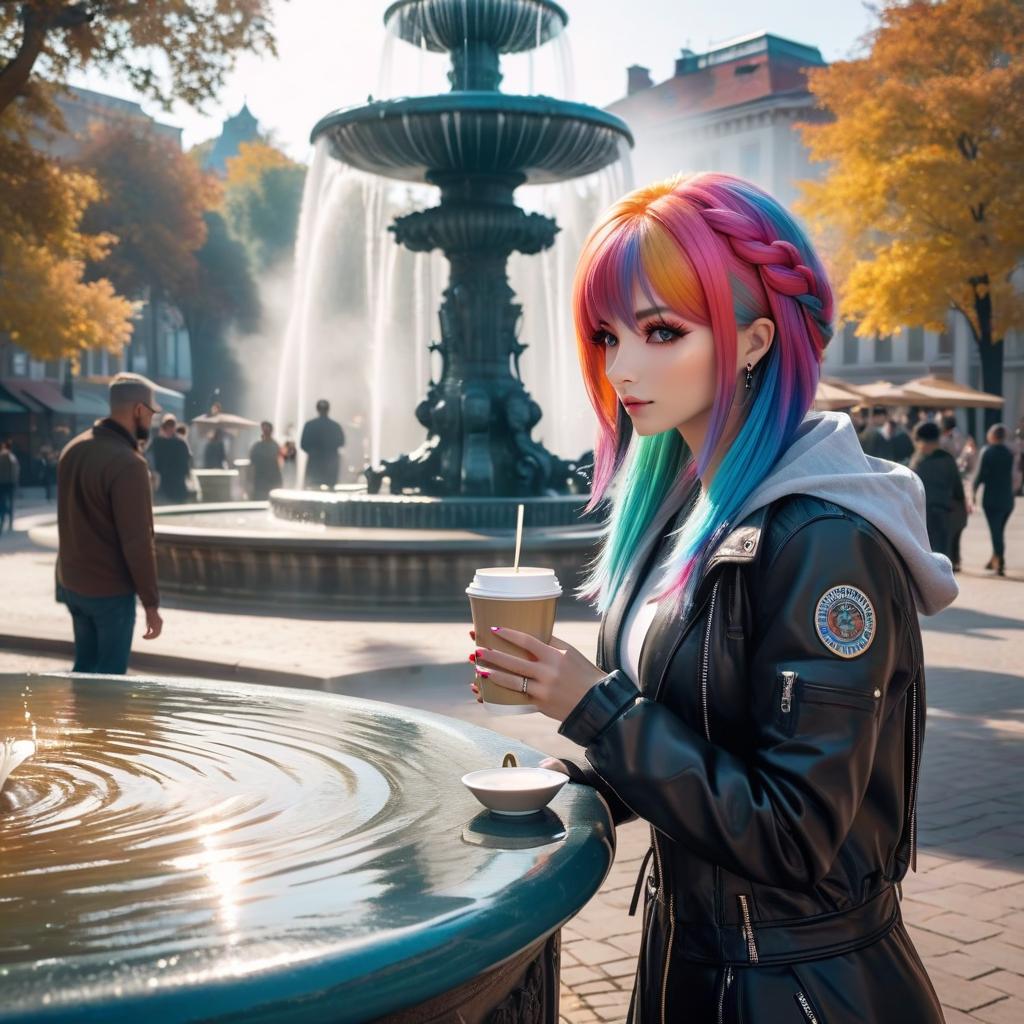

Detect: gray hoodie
[734,411,959,616]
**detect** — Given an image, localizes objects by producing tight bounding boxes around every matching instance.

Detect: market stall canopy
[190,412,260,429]
[0,378,77,415]
[900,376,1004,410]
[849,380,914,408]
[814,377,865,411]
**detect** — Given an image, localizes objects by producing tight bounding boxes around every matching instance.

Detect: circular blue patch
[814,585,876,659]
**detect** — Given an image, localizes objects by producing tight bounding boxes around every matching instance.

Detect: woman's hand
[469,626,607,723]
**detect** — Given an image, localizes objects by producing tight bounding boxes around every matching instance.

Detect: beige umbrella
[190,412,260,429]
[848,380,914,408]
[900,375,1004,410]
[814,377,865,411]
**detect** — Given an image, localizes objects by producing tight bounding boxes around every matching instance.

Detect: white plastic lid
[466,566,562,600]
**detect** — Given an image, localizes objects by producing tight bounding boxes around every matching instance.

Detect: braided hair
[573,172,834,613]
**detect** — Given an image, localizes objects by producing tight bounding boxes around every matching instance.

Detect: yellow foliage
[798,0,1024,343]
[0,101,136,359]
[223,140,301,193]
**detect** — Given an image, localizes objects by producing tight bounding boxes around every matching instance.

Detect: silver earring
[745,362,754,391]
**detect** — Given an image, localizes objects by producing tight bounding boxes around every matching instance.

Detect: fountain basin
[0,673,613,1022]
[385,0,568,53]
[28,502,602,610]
[311,93,633,184]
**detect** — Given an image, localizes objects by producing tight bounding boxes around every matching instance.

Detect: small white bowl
[461,766,568,816]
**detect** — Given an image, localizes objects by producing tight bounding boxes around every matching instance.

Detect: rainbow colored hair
[573,173,833,613]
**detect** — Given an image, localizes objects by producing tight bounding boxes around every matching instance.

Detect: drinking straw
[513,503,525,573]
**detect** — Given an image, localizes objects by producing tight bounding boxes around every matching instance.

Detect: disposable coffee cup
[467,567,562,715]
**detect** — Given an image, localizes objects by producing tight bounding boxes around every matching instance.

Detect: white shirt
[620,563,668,686]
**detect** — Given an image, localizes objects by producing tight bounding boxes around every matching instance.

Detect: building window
[907,326,924,363]
[11,349,28,376]
[740,142,761,180]
[938,327,953,356]
[842,322,859,364]
[875,334,892,363]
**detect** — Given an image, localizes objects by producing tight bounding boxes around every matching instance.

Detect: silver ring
[521,675,529,695]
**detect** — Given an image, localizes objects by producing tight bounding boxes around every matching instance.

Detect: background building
[606,32,1022,436]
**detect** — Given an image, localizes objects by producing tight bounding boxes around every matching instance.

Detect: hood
[734,411,959,616]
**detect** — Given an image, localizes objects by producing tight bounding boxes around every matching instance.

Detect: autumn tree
[0,1,276,117]
[0,97,132,359]
[799,0,1024,425]
[0,0,277,360]
[78,124,214,300]
[223,140,305,273]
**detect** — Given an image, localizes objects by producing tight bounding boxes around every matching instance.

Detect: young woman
[469,174,958,1023]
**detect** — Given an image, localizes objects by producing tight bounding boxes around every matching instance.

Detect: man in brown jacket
[57,373,164,673]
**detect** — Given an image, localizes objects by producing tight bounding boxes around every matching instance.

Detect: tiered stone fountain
[79,0,633,608]
[307,0,631,508]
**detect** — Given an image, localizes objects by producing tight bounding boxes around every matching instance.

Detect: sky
[70,0,879,161]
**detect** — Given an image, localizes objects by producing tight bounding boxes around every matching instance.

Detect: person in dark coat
[300,399,345,489]
[973,423,1015,576]
[910,420,964,561]
[148,414,192,504]
[202,428,228,470]
[857,407,893,460]
[888,415,915,465]
[248,421,283,500]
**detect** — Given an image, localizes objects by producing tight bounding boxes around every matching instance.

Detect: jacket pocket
[800,680,880,713]
[776,671,881,734]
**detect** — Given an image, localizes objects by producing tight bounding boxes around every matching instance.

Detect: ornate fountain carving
[311,0,632,497]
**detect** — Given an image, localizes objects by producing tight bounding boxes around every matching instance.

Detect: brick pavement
[1,503,1022,1023]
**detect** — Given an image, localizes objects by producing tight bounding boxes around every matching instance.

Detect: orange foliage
[798,0,1024,344]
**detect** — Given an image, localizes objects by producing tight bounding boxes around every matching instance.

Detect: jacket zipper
[632,874,656,1024]
[703,582,724,932]
[780,670,796,713]
[700,577,722,741]
[646,574,720,1024]
[737,894,759,963]
[795,990,820,1023]
[652,829,675,1024]
[717,966,733,1024]
[908,670,920,871]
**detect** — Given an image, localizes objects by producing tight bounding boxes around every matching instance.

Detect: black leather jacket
[559,494,931,1023]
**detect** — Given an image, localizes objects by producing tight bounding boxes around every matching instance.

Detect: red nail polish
[469,653,476,662]
[478,670,490,678]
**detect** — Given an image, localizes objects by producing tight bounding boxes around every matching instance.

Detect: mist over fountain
[104,0,634,607]
[275,0,632,516]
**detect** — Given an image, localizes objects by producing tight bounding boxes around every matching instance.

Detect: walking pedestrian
[858,406,894,459]
[249,421,283,500]
[300,399,345,489]
[471,173,955,1023]
[888,414,915,465]
[148,414,192,505]
[939,416,968,571]
[910,420,963,561]
[56,372,164,674]
[202,428,229,470]
[0,439,18,534]
[973,424,1016,577]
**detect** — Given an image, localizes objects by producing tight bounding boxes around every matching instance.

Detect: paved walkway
[1,502,1022,1023]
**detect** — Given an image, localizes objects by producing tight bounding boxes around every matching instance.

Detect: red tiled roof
[608,50,820,127]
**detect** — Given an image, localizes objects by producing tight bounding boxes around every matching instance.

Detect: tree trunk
[972,285,1003,432]
[0,6,49,116]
